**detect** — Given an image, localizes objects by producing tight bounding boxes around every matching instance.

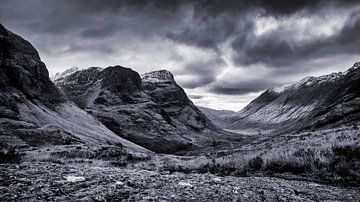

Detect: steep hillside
[228,62,360,132]
[0,23,147,152]
[54,68,235,153]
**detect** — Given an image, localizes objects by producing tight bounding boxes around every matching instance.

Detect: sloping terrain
[0,23,147,153]
[228,62,360,132]
[54,68,236,153]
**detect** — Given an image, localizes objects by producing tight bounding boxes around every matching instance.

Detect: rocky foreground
[1,162,359,201]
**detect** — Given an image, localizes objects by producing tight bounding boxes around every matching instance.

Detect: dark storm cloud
[163,0,354,50]
[210,87,255,95]
[232,11,360,68]
[209,78,279,95]
[0,0,359,100]
[69,0,323,16]
[80,23,119,39]
[166,13,254,52]
[1,0,356,57]
[178,58,226,89]
[189,95,204,100]
[157,0,360,84]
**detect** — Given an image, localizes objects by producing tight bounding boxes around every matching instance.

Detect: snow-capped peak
[353,62,360,68]
[52,67,79,81]
[141,70,174,83]
[292,72,343,89]
[344,62,360,74]
[269,71,346,94]
[268,83,292,94]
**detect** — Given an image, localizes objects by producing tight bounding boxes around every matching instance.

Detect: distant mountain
[52,66,79,81]
[198,106,236,128]
[228,62,360,132]
[54,67,233,153]
[0,23,147,152]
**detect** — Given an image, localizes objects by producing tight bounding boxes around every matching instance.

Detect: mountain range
[1,22,360,155]
[53,65,235,153]
[219,62,360,133]
[0,23,240,154]
[0,23,146,152]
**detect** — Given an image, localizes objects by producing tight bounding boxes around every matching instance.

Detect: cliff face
[141,70,213,131]
[0,24,63,110]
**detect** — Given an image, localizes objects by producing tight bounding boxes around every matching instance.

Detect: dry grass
[150,127,360,186]
[23,144,151,168]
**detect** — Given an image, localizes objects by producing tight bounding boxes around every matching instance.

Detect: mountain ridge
[228,62,360,133]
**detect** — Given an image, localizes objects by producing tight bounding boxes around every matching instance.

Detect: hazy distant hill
[198,106,236,128]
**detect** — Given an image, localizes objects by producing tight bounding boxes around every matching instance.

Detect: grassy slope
[145,126,360,187]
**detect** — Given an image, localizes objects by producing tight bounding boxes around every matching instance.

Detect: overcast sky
[1,0,360,111]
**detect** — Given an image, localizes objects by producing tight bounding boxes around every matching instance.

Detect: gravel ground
[1,162,360,201]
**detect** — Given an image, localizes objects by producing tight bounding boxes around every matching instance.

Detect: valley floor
[2,126,360,201]
[1,162,360,201]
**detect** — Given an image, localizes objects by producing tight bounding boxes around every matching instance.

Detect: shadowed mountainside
[54,67,238,153]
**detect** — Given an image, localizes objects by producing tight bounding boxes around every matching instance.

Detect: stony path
[1,163,359,201]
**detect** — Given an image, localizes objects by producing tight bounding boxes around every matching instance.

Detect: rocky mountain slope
[228,62,360,132]
[0,23,147,152]
[54,67,234,153]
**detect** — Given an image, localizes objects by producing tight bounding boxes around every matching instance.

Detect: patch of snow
[178,181,193,187]
[345,62,360,74]
[293,76,316,88]
[141,70,174,83]
[52,67,79,81]
[354,62,360,68]
[269,83,292,93]
[65,176,85,182]
[291,72,344,89]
